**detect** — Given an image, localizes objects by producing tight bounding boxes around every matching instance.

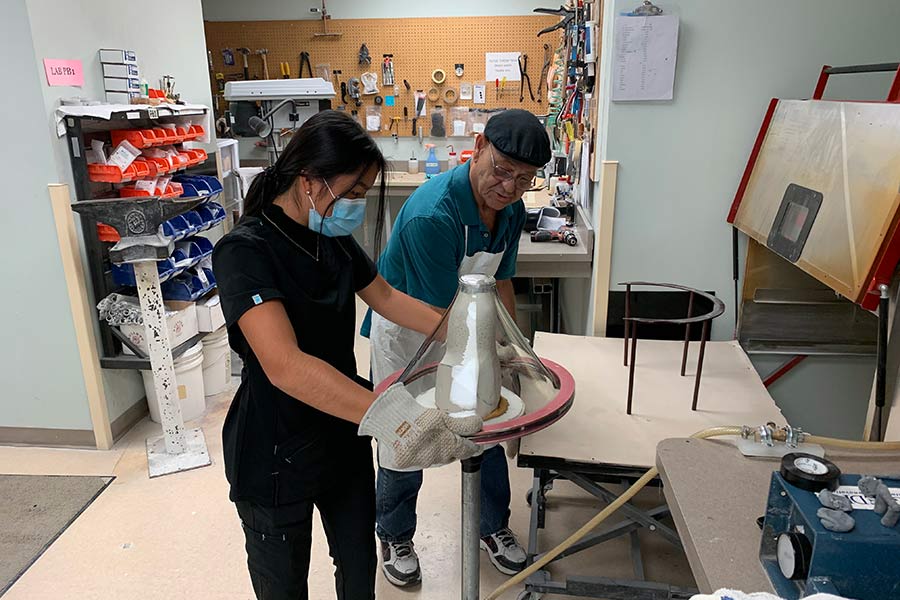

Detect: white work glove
[359,384,484,470]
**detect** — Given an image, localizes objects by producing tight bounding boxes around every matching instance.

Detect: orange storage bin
[119,185,153,198]
[110,129,157,149]
[153,128,178,145]
[97,223,120,242]
[184,148,208,166]
[163,182,184,198]
[142,156,172,175]
[133,159,158,177]
[185,125,204,140]
[88,163,134,183]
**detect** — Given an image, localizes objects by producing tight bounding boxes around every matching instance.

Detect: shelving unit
[62,105,218,370]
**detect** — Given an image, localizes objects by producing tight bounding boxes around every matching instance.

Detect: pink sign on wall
[43,59,84,87]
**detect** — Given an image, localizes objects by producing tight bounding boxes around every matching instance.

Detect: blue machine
[760,471,900,599]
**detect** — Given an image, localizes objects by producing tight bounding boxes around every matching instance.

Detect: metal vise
[72,197,203,264]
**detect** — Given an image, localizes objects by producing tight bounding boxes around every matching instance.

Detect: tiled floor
[0,303,693,599]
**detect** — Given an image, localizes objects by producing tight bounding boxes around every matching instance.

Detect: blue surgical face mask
[308,178,367,237]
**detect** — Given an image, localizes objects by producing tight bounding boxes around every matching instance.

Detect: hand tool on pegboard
[299,51,313,78]
[534,5,575,36]
[280,62,291,78]
[237,47,250,80]
[518,54,535,102]
[256,48,270,79]
[537,43,552,103]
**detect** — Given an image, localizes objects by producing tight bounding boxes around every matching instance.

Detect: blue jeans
[375,445,511,542]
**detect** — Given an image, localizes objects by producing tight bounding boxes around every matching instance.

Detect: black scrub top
[212,203,377,506]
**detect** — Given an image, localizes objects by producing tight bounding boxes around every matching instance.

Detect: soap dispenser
[424,144,440,179]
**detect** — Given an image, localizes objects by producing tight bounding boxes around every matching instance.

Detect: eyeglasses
[488,146,538,190]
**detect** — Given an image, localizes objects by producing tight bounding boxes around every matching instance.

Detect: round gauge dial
[777,532,812,580]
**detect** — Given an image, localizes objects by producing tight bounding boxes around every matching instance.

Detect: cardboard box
[99,48,137,64]
[197,294,226,333]
[105,90,139,105]
[104,76,141,92]
[120,302,198,355]
[102,63,140,78]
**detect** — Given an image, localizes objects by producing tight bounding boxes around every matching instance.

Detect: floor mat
[0,474,112,596]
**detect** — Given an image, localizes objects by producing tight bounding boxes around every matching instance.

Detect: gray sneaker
[380,540,422,587]
[480,528,527,575]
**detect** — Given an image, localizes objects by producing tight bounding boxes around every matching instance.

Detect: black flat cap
[484,109,551,167]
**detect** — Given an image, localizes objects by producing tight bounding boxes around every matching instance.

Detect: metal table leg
[461,454,483,600]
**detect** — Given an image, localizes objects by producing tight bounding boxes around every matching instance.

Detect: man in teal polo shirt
[361,109,551,587]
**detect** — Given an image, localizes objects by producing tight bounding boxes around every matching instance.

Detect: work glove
[359,383,483,470]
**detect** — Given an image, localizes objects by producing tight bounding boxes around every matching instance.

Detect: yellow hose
[806,435,900,451]
[483,426,900,600]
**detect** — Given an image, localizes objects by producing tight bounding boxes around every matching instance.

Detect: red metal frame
[763,355,807,388]
[731,64,900,310]
[812,65,832,100]
[727,98,779,224]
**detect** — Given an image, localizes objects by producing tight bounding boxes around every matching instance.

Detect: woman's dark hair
[243,110,388,255]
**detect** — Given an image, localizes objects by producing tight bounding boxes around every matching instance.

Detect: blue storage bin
[161,265,216,301]
[112,258,179,287]
[161,214,197,241]
[172,237,214,268]
[196,202,226,231]
[175,175,223,202]
[182,210,204,233]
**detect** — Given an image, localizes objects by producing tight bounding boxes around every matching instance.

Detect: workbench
[656,438,900,595]
[516,333,786,599]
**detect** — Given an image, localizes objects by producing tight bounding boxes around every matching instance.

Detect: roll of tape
[427,87,441,103]
[431,69,446,85]
[443,88,458,104]
[780,453,841,492]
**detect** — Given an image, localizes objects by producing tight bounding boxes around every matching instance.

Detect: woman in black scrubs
[212,111,481,600]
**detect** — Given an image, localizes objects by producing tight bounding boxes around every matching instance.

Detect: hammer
[237,47,250,80]
[256,48,269,80]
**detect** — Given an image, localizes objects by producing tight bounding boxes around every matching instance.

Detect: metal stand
[461,454,483,600]
[518,457,697,600]
[134,262,211,477]
[71,197,212,478]
[621,282,725,414]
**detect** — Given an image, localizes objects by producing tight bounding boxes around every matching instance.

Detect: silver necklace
[262,210,320,262]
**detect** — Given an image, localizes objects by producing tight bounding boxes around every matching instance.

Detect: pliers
[519,54,535,102]
[534,5,576,36]
[299,51,313,78]
[279,62,291,78]
[537,43,552,103]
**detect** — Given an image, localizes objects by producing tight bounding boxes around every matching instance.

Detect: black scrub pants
[235,462,376,600]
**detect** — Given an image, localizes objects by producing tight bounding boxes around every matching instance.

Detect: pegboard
[204,15,562,137]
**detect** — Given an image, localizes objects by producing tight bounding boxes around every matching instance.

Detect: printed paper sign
[833,485,900,510]
[485,52,522,82]
[612,15,679,101]
[44,59,84,87]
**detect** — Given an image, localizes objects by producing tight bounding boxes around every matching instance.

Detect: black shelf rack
[62,105,212,370]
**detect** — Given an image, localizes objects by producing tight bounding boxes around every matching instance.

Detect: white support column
[134,261,186,454]
[134,261,210,477]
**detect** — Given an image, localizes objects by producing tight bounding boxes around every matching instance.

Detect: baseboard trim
[0,427,96,448]
[110,399,149,442]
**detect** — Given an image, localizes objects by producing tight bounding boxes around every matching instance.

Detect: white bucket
[202,327,231,397]
[142,342,206,424]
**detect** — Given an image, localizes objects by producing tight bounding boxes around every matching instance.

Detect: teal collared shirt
[361,161,526,337]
